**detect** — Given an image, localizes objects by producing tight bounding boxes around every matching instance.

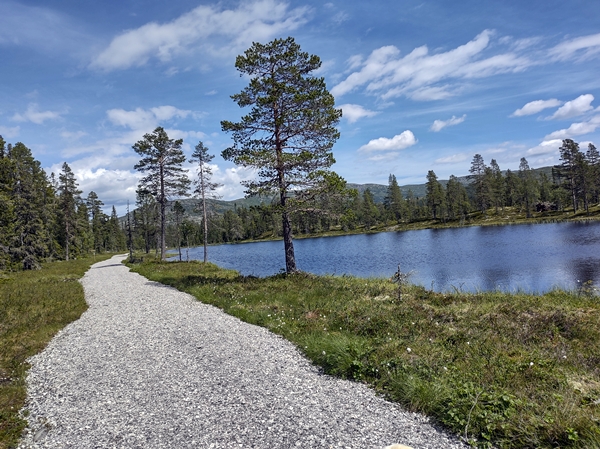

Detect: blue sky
[2,0,600,214]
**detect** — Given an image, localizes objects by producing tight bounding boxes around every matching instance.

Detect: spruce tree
[425,170,445,220]
[57,162,82,261]
[8,143,52,269]
[133,127,190,260]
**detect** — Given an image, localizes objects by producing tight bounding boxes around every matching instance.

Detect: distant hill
[125,166,554,220]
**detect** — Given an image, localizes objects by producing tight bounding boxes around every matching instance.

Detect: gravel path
[18,255,467,449]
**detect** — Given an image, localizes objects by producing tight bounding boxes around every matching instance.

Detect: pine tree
[586,143,600,204]
[518,157,538,218]
[469,154,490,213]
[489,159,504,212]
[190,141,222,263]
[555,139,581,212]
[133,127,190,260]
[134,188,159,254]
[221,37,342,273]
[446,175,470,221]
[384,174,405,222]
[171,201,186,261]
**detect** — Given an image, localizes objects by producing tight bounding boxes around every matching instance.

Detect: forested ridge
[2,134,599,271]
[156,139,600,250]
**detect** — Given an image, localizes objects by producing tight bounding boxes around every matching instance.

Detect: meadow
[129,258,600,448]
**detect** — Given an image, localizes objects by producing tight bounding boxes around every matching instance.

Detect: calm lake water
[178,221,600,294]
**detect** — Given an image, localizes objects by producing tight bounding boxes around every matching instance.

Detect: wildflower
[529,362,534,367]
[443,366,448,371]
[406,347,412,353]
[322,351,326,356]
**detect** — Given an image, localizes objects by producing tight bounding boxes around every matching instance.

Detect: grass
[128,257,600,448]
[0,254,114,449]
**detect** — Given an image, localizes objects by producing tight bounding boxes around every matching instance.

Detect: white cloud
[526,139,563,156]
[213,166,257,200]
[430,114,466,132]
[332,30,531,101]
[106,106,191,130]
[60,130,87,141]
[544,114,600,140]
[550,32,600,61]
[90,0,310,71]
[435,153,469,164]
[338,104,378,123]
[0,125,20,139]
[358,130,417,152]
[547,94,594,120]
[511,99,562,117]
[12,103,63,124]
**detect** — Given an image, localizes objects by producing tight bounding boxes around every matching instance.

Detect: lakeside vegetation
[0,254,113,449]
[128,257,600,449]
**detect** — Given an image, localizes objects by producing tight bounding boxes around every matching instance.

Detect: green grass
[128,257,600,448]
[0,254,114,449]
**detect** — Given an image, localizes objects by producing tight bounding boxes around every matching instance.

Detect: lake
[177,221,600,294]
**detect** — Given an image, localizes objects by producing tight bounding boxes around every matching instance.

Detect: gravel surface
[18,255,467,449]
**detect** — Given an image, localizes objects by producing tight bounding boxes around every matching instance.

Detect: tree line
[0,136,127,271]
[156,138,598,249]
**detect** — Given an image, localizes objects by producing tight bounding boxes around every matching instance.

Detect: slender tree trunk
[159,164,166,261]
[65,220,70,261]
[202,185,208,263]
[281,209,297,273]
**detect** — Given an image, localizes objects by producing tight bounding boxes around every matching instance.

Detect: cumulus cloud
[430,114,466,132]
[544,114,600,140]
[106,106,192,131]
[511,99,562,117]
[12,103,63,124]
[546,94,594,120]
[358,131,417,152]
[332,30,531,101]
[550,32,600,61]
[90,0,310,71]
[338,104,378,123]
[526,139,563,156]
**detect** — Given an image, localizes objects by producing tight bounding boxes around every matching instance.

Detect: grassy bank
[0,254,114,449]
[128,258,600,448]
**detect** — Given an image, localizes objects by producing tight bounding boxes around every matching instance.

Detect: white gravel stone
[18,255,467,449]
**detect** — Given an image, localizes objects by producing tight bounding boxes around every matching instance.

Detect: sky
[2,0,600,214]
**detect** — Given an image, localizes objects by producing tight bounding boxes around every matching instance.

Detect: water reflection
[178,221,600,294]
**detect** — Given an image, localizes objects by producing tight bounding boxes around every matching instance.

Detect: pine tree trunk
[202,188,208,263]
[282,210,297,273]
